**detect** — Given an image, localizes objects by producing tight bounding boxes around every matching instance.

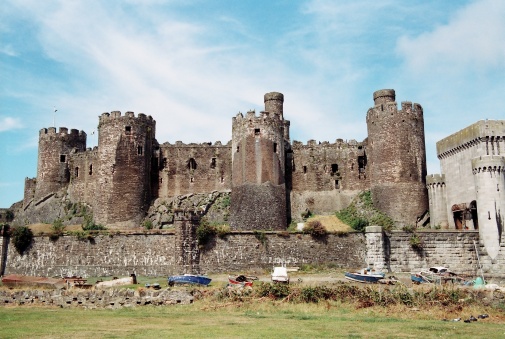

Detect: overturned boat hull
[168,274,211,286]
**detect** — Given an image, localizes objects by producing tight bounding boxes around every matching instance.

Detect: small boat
[271,266,290,283]
[168,274,212,286]
[1,274,66,289]
[344,268,385,283]
[410,266,464,285]
[228,275,258,287]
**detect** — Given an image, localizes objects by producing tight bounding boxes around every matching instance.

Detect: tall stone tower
[472,155,505,260]
[426,174,448,228]
[366,89,428,226]
[230,92,288,230]
[35,127,86,200]
[94,111,156,228]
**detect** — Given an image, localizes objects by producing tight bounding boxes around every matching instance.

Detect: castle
[5,89,505,278]
[19,89,429,230]
[427,120,505,260]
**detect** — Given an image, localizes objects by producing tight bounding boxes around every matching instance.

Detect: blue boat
[344,268,385,283]
[168,274,212,286]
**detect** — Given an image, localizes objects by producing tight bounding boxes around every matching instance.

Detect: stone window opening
[89,164,93,175]
[358,155,367,172]
[187,158,197,170]
[331,164,338,174]
[60,154,66,163]
[236,146,240,153]
[255,128,260,135]
[220,176,224,183]
[160,178,163,183]
[335,180,340,189]
[273,143,277,153]
[162,157,168,169]
[190,177,194,183]
[137,146,143,156]
[75,167,79,178]
[125,126,131,134]
[303,166,307,174]
[210,157,216,169]
[292,159,296,172]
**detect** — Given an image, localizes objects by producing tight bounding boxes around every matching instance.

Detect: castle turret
[366,89,428,226]
[426,174,448,228]
[35,127,86,200]
[94,111,156,228]
[472,155,505,260]
[230,92,288,230]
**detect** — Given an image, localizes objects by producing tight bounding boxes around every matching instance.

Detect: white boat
[271,266,289,283]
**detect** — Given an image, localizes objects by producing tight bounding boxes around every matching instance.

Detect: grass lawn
[1,300,503,339]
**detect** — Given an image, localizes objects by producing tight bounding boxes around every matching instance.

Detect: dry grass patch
[305,215,353,233]
[27,224,83,234]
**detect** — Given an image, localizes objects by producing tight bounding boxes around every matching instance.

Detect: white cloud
[0,117,23,132]
[397,0,505,72]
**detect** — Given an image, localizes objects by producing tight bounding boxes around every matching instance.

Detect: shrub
[303,220,327,237]
[215,224,230,238]
[82,215,106,231]
[143,220,153,230]
[409,234,424,249]
[254,282,290,299]
[11,226,33,254]
[402,224,416,233]
[196,219,216,247]
[253,230,267,246]
[300,209,312,220]
[50,218,66,239]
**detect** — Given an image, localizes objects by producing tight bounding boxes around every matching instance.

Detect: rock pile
[0,288,193,309]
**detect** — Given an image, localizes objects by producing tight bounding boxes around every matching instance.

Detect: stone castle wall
[157,142,232,198]
[385,230,505,278]
[2,230,503,279]
[2,232,365,277]
[289,138,369,221]
[436,120,505,229]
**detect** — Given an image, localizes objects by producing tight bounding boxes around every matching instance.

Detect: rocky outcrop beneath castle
[145,191,230,228]
[11,190,91,227]
[0,288,194,308]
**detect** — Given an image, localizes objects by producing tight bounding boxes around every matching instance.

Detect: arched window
[187,158,197,170]
[89,164,93,175]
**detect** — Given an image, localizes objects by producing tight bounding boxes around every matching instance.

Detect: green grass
[0,301,503,338]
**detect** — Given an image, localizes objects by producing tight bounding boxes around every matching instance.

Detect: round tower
[95,111,156,228]
[366,89,429,226]
[264,92,284,118]
[426,174,448,228]
[35,127,86,200]
[472,155,505,260]
[230,92,287,230]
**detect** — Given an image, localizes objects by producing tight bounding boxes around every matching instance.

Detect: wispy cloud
[0,117,23,132]
[397,0,505,73]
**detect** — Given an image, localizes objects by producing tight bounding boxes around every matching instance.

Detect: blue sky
[1,0,504,208]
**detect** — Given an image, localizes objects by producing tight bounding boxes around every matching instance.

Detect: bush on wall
[11,226,33,254]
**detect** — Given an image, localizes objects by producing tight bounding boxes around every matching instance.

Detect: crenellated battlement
[471,155,505,174]
[437,120,505,158]
[232,109,284,125]
[426,174,446,186]
[98,111,155,126]
[292,138,364,150]
[160,140,231,148]
[39,127,86,138]
[366,101,423,122]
